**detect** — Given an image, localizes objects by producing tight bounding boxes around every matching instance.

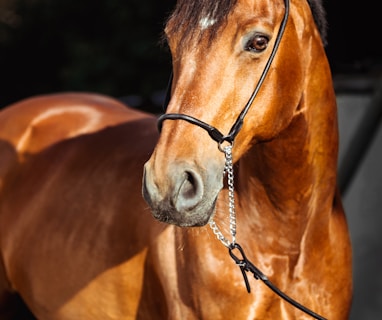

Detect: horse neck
[235,62,339,250]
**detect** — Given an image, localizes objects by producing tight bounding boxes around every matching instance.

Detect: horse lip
[150,197,217,227]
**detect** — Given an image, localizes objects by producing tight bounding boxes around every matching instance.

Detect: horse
[142,0,352,319]
[0,93,165,319]
[0,1,352,320]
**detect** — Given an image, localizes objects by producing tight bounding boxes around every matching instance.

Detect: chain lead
[209,145,237,248]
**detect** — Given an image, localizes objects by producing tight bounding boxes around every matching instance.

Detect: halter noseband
[157,0,290,146]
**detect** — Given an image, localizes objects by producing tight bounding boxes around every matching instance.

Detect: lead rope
[209,145,327,320]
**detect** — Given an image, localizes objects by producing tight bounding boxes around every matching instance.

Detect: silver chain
[209,144,237,248]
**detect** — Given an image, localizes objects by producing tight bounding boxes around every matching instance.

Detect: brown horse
[143,0,352,319]
[0,93,166,319]
[0,1,351,320]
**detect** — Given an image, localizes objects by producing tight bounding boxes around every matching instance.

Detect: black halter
[158,0,290,146]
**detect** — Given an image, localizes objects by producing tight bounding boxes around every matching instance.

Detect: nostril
[175,170,203,211]
[180,172,196,199]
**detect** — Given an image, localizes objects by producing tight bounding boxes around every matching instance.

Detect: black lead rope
[229,243,327,320]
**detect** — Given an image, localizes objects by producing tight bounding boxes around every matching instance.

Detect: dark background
[325,1,381,75]
[0,0,380,110]
[0,0,174,111]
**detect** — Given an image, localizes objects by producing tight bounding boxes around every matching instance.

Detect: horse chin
[150,198,217,227]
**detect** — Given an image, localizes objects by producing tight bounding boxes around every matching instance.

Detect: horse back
[0,92,152,156]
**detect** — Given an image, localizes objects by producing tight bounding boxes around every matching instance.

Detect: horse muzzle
[142,160,223,227]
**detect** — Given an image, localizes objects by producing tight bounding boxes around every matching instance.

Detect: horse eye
[244,34,269,53]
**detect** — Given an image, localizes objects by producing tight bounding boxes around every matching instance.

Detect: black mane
[165,0,328,46]
[164,0,237,44]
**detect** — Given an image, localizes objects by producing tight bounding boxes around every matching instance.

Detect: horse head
[143,0,331,227]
